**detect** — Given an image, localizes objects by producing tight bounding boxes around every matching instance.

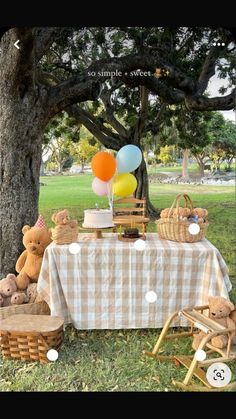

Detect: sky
[207,74,235,123]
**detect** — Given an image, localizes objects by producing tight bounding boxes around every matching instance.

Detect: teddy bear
[11,292,29,305]
[160,208,172,218]
[15,219,52,290]
[51,209,78,229]
[51,209,78,244]
[191,208,208,224]
[26,283,42,304]
[173,207,191,220]
[192,296,236,351]
[0,294,4,307]
[0,274,18,306]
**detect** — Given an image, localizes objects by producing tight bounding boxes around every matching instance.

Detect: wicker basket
[0,300,50,321]
[0,314,64,363]
[51,225,78,244]
[156,194,208,243]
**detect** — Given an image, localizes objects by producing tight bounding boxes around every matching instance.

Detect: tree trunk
[134,158,159,218]
[197,160,205,177]
[40,160,46,176]
[0,105,44,276]
[182,149,189,178]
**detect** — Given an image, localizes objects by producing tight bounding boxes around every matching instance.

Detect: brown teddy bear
[11,292,29,305]
[192,296,236,350]
[0,274,18,306]
[15,216,52,290]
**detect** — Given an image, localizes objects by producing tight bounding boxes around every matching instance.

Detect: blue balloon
[116,145,142,173]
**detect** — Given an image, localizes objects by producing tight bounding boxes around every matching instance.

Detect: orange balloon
[91,151,116,181]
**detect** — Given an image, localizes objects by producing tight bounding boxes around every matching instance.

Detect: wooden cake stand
[79,226,115,239]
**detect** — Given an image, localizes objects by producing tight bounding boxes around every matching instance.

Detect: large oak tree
[0,27,235,275]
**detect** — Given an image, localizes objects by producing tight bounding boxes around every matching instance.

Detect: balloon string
[107,179,113,210]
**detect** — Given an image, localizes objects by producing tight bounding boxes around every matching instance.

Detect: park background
[0,27,235,391]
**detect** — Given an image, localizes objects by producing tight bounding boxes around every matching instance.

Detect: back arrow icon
[14,40,20,49]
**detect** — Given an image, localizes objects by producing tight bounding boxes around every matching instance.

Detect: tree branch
[34,27,60,63]
[197,46,220,95]
[67,106,124,151]
[144,103,167,135]
[185,89,235,111]
[133,86,149,142]
[122,74,184,104]
[100,85,129,139]
[47,53,198,116]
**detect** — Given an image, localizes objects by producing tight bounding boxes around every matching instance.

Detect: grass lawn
[0,174,235,392]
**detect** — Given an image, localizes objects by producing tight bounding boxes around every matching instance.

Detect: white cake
[82,209,114,228]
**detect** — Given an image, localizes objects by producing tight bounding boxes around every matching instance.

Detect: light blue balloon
[116,145,142,173]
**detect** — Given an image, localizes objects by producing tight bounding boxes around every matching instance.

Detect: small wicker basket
[51,225,78,244]
[156,194,208,243]
[0,314,64,363]
[0,300,50,321]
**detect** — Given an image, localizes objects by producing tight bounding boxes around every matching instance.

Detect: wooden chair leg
[151,311,180,355]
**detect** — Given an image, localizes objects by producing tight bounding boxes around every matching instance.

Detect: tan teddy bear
[51,209,78,244]
[15,217,52,290]
[0,274,18,306]
[11,292,29,305]
[173,207,191,220]
[160,208,172,218]
[192,296,236,351]
[51,209,78,229]
[26,283,42,304]
[192,208,208,224]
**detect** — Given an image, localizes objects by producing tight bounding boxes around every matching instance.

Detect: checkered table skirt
[37,234,232,329]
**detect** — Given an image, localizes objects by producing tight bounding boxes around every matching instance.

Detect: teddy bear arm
[15,250,28,273]
[69,220,78,228]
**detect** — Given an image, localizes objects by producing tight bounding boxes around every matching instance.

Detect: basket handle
[168,194,193,218]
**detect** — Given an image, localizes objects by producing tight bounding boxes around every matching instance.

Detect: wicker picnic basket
[0,300,50,321]
[156,193,208,243]
[0,314,64,363]
[51,225,78,244]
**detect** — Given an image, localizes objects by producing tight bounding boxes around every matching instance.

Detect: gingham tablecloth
[37,233,232,329]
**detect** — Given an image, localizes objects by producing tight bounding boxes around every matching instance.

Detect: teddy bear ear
[7,274,16,281]
[204,209,208,216]
[226,300,235,311]
[22,225,31,234]
[208,296,214,304]
[51,213,57,222]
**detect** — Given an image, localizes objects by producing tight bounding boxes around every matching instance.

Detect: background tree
[208,114,236,171]
[157,145,176,166]
[0,27,235,275]
[70,134,100,172]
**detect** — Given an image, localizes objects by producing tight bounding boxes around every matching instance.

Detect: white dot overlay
[47,349,59,362]
[133,239,146,251]
[69,243,80,254]
[145,291,157,303]
[188,223,200,235]
[194,349,207,361]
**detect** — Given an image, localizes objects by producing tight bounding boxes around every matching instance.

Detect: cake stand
[79,226,115,239]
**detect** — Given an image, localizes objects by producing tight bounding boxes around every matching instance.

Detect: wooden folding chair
[143,305,236,391]
[113,197,150,232]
